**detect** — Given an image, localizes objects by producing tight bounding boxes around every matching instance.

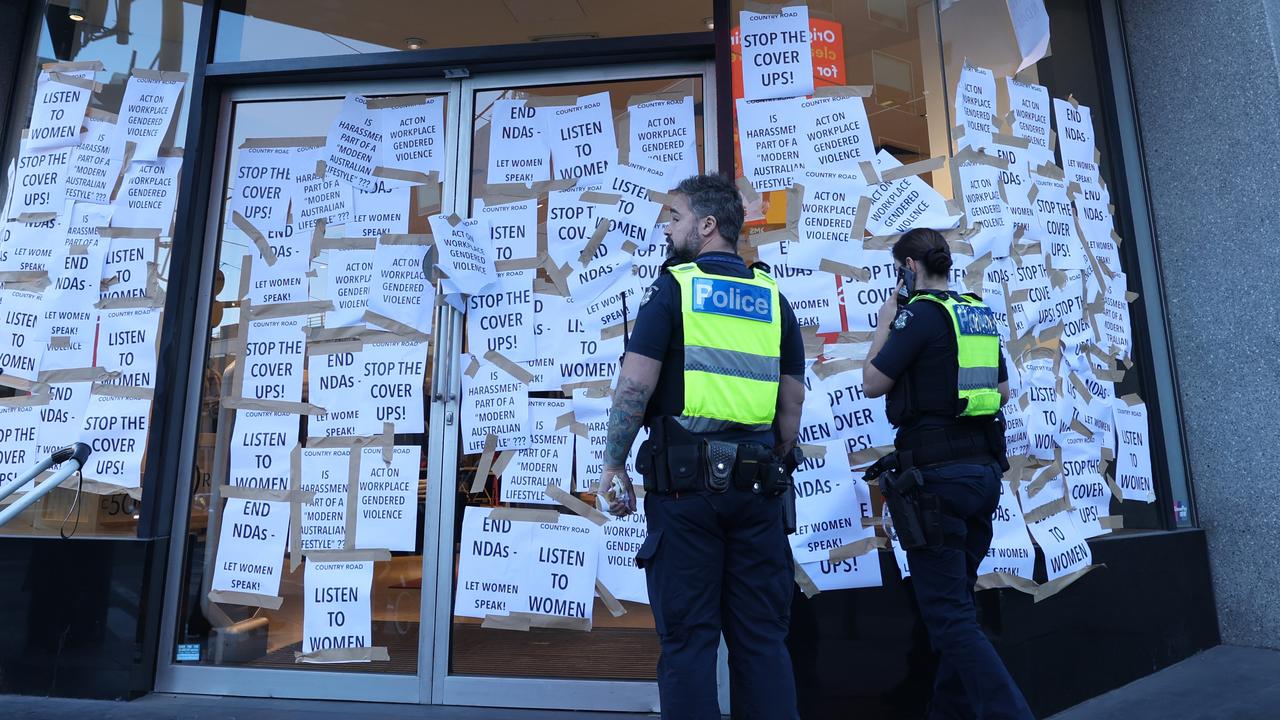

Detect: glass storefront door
[157,61,715,711]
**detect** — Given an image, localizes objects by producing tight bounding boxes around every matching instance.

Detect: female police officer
[862,227,1034,720]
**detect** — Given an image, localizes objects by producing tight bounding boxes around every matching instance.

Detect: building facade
[0,1,1243,717]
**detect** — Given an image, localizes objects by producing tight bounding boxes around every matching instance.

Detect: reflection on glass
[173,94,445,672]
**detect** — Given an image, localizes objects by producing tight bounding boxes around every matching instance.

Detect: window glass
[215,0,713,63]
[0,0,201,538]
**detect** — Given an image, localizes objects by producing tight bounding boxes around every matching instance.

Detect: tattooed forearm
[604,376,652,467]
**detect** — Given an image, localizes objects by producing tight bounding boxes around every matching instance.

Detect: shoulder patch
[639,283,659,308]
[892,309,913,330]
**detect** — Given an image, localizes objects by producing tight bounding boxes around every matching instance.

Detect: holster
[638,417,705,494]
[867,454,943,551]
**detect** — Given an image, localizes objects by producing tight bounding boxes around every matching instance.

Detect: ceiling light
[704,17,715,30]
[68,0,85,22]
[405,37,425,50]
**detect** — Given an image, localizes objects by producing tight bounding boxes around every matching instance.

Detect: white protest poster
[27,73,93,150]
[472,198,538,262]
[354,340,428,435]
[307,347,362,439]
[628,97,699,186]
[1026,506,1092,581]
[35,382,92,465]
[240,317,305,403]
[839,249,897,332]
[1060,433,1110,538]
[799,554,884,592]
[546,91,618,184]
[957,158,1014,258]
[739,5,814,101]
[954,63,997,150]
[602,162,667,202]
[0,406,38,488]
[66,110,126,206]
[790,445,874,563]
[756,241,842,334]
[1006,79,1053,164]
[454,505,533,618]
[736,97,804,192]
[598,509,649,604]
[79,391,150,488]
[798,96,874,170]
[546,187,604,267]
[228,146,292,238]
[460,354,529,454]
[564,195,657,303]
[1101,275,1132,361]
[825,367,895,459]
[629,222,670,289]
[245,223,309,306]
[110,155,183,232]
[526,293,622,392]
[1073,191,1120,273]
[1008,0,1052,72]
[1006,250,1051,338]
[367,238,434,335]
[299,447,349,551]
[228,410,297,491]
[983,258,1013,341]
[211,496,289,598]
[356,445,420,551]
[324,94,381,191]
[502,399,574,505]
[1002,397,1031,458]
[865,150,961,235]
[10,139,72,219]
[1114,398,1155,503]
[988,140,1037,238]
[427,215,497,297]
[798,368,838,446]
[118,71,185,162]
[1053,98,1100,188]
[290,145,352,231]
[0,289,49,381]
[43,206,110,370]
[790,172,865,270]
[376,95,445,180]
[466,269,536,362]
[98,307,161,387]
[572,388,611,493]
[1021,358,1060,461]
[521,516,602,621]
[1032,174,1087,271]
[349,183,409,239]
[302,560,374,661]
[325,247,375,327]
[977,481,1036,579]
[487,99,551,185]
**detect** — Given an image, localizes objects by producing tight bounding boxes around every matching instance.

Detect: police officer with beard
[594,173,806,720]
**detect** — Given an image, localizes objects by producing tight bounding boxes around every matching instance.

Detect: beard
[666,229,699,262]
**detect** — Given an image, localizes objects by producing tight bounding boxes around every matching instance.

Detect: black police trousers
[905,462,1034,720]
[637,486,799,720]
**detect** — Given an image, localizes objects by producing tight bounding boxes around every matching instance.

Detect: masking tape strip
[580,191,621,205]
[819,258,869,281]
[92,383,154,400]
[247,299,334,320]
[305,338,362,356]
[0,270,50,284]
[828,536,887,562]
[99,226,162,239]
[1099,515,1125,529]
[379,422,394,465]
[793,562,821,599]
[232,211,277,266]
[305,548,393,562]
[991,131,1031,149]
[372,166,434,185]
[132,68,189,84]
[628,92,688,106]
[595,579,627,618]
[491,451,516,478]
[15,212,57,224]
[521,612,593,631]
[379,233,433,246]
[880,155,946,183]
[800,327,824,359]
[363,309,430,339]
[1033,564,1101,603]
[42,59,104,72]
[864,234,897,250]
[647,190,674,205]
[484,349,535,385]
[289,444,304,571]
[554,410,577,431]
[561,379,612,397]
[798,443,827,459]
[365,94,431,110]
[207,589,283,610]
[524,95,578,108]
[315,237,378,251]
[489,506,560,524]
[463,354,480,378]
[495,254,547,272]
[343,441,365,549]
[470,435,498,494]
[96,292,165,310]
[305,434,383,449]
[1026,460,1061,497]
[295,647,390,663]
[545,483,609,526]
[1068,418,1094,440]
[600,320,634,341]
[953,147,1008,169]
[224,397,325,415]
[750,227,797,247]
[735,177,760,205]
[858,160,881,185]
[1022,496,1072,524]
[219,484,316,504]
[1033,162,1065,181]
[40,366,112,383]
[579,219,610,266]
[481,613,531,631]
[974,571,1039,595]
[239,136,325,149]
[850,195,871,241]
[811,357,857,380]
[813,84,874,98]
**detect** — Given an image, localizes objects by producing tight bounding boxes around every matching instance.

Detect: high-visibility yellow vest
[908,292,1003,417]
[669,263,782,432]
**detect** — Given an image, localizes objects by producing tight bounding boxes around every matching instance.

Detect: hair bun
[923,245,953,274]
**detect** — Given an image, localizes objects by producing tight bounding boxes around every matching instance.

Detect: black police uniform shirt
[625,251,806,446]
[869,289,1008,436]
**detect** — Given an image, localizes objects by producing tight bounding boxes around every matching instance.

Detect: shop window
[213,0,714,63]
[0,0,202,538]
